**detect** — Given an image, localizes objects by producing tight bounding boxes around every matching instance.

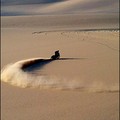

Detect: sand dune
[2,0,119,15]
[1,29,119,90]
[1,1,119,119]
[39,0,119,14]
[1,14,119,30]
[1,27,119,120]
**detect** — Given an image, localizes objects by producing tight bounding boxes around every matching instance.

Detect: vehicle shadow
[21,57,87,72]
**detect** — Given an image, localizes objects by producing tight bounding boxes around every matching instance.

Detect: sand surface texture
[1,0,119,119]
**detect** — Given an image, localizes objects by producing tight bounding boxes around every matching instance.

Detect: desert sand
[1,0,119,120]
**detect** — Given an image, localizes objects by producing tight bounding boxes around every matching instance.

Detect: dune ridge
[1,14,119,30]
[1,0,119,16]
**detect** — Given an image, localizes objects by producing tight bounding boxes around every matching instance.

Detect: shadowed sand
[21,57,87,72]
[21,58,53,71]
